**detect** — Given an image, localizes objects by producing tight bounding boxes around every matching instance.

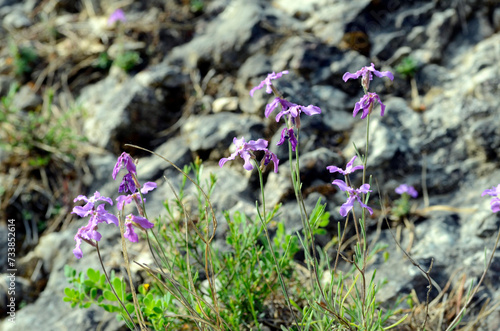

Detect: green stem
[253,159,301,331]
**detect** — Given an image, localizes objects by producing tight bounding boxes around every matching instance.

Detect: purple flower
[108,9,126,26]
[219,137,268,171]
[343,63,394,89]
[72,191,113,217]
[73,204,118,259]
[249,70,289,97]
[353,92,386,119]
[395,184,418,198]
[116,182,157,211]
[482,184,500,213]
[332,179,373,217]
[327,156,364,176]
[123,214,154,243]
[277,127,298,152]
[262,149,279,173]
[113,152,138,193]
[265,97,321,122]
[113,152,137,180]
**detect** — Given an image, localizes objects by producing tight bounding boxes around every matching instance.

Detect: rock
[424,8,459,62]
[2,7,31,29]
[11,85,42,111]
[212,97,238,113]
[167,0,263,70]
[79,70,186,154]
[181,112,264,153]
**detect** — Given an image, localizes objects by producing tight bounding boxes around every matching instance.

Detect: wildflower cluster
[220,70,322,171]
[72,152,155,258]
[343,63,394,119]
[483,184,500,213]
[328,156,372,217]
[391,184,418,219]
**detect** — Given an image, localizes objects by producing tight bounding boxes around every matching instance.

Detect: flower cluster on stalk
[72,152,155,259]
[327,156,373,217]
[483,184,500,213]
[343,63,394,119]
[221,69,322,172]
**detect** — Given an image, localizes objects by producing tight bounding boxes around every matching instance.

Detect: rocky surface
[2,0,500,330]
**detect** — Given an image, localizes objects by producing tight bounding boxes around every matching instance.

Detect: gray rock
[167,0,263,69]
[2,8,31,29]
[11,85,42,111]
[181,112,264,153]
[79,71,185,153]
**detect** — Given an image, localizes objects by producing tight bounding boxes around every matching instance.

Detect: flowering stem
[253,159,301,330]
[118,210,148,331]
[96,242,137,330]
[288,127,329,307]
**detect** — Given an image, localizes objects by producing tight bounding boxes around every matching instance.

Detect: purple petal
[141,182,157,194]
[373,69,394,81]
[73,195,89,203]
[302,105,321,116]
[241,151,254,171]
[219,157,230,168]
[339,196,355,217]
[247,138,268,151]
[131,215,154,229]
[124,222,138,242]
[73,237,83,259]
[342,72,361,82]
[327,165,345,175]
[265,98,281,118]
[72,205,93,217]
[357,184,372,194]
[332,179,350,192]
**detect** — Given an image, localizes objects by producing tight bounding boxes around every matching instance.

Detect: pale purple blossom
[343,63,394,90]
[327,156,364,176]
[249,70,289,97]
[265,97,321,122]
[108,9,126,26]
[353,92,386,119]
[395,184,418,198]
[219,137,269,171]
[123,214,154,243]
[262,149,279,173]
[116,182,157,211]
[482,184,500,213]
[72,191,113,217]
[73,202,118,259]
[277,127,298,152]
[332,179,373,217]
[113,152,137,193]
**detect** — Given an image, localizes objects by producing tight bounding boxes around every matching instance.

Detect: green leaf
[90,287,97,300]
[64,287,74,297]
[126,303,135,313]
[87,268,99,283]
[113,278,123,300]
[83,302,92,309]
[103,289,118,301]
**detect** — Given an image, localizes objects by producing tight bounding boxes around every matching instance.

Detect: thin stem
[96,242,137,330]
[118,210,148,331]
[253,159,301,330]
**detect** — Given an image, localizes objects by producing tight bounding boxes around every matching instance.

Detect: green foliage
[64,265,172,329]
[395,56,417,79]
[95,52,112,70]
[113,51,141,72]
[9,41,38,76]
[190,0,204,13]
[0,84,86,168]
[391,193,412,220]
